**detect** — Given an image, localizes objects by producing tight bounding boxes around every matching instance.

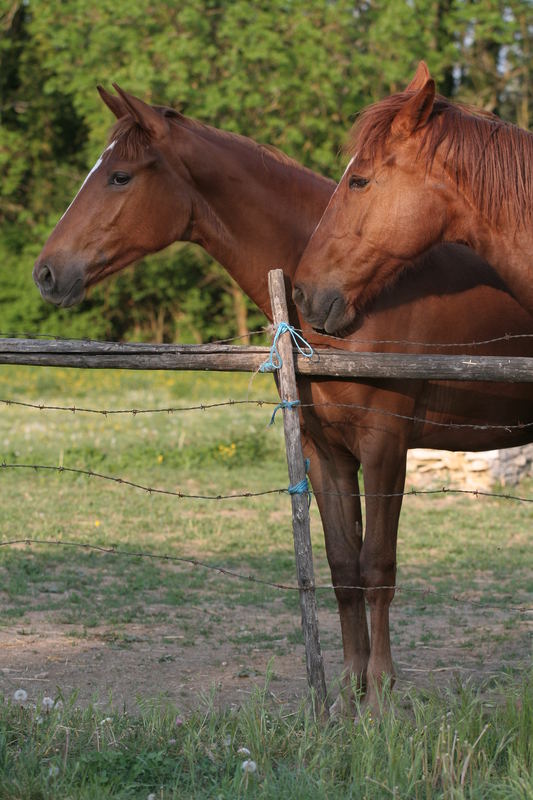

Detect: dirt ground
[1,596,531,714]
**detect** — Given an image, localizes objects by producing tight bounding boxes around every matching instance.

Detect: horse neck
[444,173,533,314]
[173,121,334,318]
[463,222,533,314]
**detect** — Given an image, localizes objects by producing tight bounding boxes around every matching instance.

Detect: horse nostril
[38,264,55,290]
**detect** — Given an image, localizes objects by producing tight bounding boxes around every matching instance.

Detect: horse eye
[111,172,131,186]
[348,175,369,190]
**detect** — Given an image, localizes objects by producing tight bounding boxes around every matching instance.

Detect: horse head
[33,86,194,307]
[293,63,461,333]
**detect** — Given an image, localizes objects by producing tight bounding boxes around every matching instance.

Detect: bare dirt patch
[0,596,530,714]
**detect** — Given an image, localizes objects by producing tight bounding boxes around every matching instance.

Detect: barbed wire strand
[0,329,270,346]
[0,462,531,503]
[1,396,531,434]
[0,538,529,616]
[2,329,533,349]
[305,328,533,350]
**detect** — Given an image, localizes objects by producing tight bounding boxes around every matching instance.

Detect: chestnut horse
[294,61,533,332]
[34,86,533,716]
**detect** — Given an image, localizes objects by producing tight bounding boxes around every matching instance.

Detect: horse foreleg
[307,444,369,715]
[359,441,407,717]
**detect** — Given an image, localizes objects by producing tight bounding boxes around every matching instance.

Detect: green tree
[449,0,532,124]
[1,0,531,341]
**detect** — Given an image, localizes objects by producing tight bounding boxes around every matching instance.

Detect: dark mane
[108,106,319,177]
[345,91,533,228]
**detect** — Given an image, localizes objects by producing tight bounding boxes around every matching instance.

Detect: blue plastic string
[287,457,311,507]
[287,478,308,496]
[259,322,314,373]
[268,399,301,426]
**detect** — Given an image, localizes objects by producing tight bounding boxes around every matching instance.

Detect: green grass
[0,365,532,798]
[0,672,532,799]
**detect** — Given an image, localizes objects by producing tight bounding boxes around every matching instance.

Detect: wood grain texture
[267,269,328,717]
[0,339,531,381]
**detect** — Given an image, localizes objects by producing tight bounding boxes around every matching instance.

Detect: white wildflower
[13,689,28,704]
[241,759,257,773]
[100,717,113,725]
[237,746,251,756]
[41,697,55,712]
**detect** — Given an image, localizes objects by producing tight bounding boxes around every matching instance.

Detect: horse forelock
[107,117,154,160]
[345,91,533,228]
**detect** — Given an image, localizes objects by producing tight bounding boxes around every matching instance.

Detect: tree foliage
[1,0,531,341]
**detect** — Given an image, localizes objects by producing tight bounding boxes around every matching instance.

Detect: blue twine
[288,478,308,496]
[269,399,301,426]
[259,322,314,373]
[287,457,311,507]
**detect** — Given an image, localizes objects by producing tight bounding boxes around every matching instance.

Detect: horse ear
[405,61,431,92]
[111,84,169,139]
[97,85,128,119]
[391,78,435,137]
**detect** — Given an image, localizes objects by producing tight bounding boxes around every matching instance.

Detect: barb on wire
[1,396,531,434]
[0,462,531,503]
[0,538,530,616]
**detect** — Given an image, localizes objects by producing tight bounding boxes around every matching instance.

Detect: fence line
[0,538,530,617]
[1,396,532,434]
[1,316,532,706]
[2,338,533,381]
[1,462,532,503]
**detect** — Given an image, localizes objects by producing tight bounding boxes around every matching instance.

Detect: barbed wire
[2,328,533,350]
[1,396,531,434]
[0,538,530,616]
[307,328,533,351]
[0,397,270,416]
[0,329,270,346]
[1,462,531,503]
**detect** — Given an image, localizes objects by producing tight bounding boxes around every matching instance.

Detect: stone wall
[406,444,533,490]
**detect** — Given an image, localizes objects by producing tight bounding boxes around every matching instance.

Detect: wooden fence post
[267,268,328,718]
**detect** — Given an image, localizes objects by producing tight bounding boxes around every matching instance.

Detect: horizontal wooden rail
[0,338,532,382]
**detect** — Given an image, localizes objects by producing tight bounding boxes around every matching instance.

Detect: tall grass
[1,671,532,799]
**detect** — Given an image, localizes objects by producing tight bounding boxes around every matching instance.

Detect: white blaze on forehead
[309,156,357,238]
[340,155,356,181]
[60,141,116,221]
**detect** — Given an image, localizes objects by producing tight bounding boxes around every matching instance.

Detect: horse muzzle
[33,258,86,307]
[292,283,350,334]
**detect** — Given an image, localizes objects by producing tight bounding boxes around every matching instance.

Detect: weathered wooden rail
[1,338,533,381]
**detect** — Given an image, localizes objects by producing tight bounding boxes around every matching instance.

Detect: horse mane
[107,106,318,177]
[345,91,533,228]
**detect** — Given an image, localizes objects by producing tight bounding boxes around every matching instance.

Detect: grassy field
[0,365,531,798]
